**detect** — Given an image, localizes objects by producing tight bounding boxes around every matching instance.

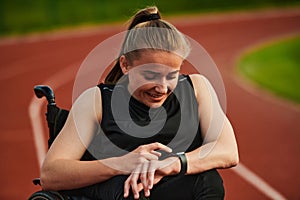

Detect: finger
[124,174,132,198]
[130,165,143,199]
[141,152,160,160]
[145,142,172,153]
[147,160,157,189]
[124,163,142,199]
[137,182,144,193]
[140,162,150,197]
[150,150,162,157]
[140,162,148,189]
[150,149,161,157]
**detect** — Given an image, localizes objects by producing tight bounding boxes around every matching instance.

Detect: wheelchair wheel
[28,190,71,200]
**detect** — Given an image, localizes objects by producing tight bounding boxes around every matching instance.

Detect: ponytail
[104,6,190,84]
[104,6,161,84]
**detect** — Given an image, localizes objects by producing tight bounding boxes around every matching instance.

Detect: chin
[148,103,163,108]
[144,99,165,108]
[138,92,168,108]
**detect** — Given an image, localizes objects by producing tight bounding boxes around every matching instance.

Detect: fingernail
[145,191,150,196]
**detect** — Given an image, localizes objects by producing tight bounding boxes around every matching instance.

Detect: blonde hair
[105,6,191,84]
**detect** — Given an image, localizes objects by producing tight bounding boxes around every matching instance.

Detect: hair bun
[134,13,160,25]
[128,6,161,30]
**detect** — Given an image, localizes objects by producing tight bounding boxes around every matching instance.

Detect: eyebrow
[142,70,180,75]
[168,70,180,75]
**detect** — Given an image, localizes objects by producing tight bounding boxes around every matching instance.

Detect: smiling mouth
[146,92,165,100]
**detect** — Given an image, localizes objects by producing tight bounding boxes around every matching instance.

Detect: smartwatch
[176,152,187,176]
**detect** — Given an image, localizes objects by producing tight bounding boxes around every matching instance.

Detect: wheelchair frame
[28,85,76,200]
[28,85,146,200]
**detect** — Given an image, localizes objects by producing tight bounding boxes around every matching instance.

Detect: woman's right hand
[110,142,172,175]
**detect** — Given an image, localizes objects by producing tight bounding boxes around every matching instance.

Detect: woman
[40,6,239,200]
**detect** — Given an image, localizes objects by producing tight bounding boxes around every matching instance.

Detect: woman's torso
[85,75,203,160]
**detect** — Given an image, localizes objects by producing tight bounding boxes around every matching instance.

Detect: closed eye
[166,71,179,80]
[142,70,179,81]
[142,71,160,80]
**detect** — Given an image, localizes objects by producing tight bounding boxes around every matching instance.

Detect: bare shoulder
[75,86,101,100]
[189,74,207,84]
[189,74,210,99]
[72,86,102,122]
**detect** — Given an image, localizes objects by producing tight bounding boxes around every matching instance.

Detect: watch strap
[176,152,187,176]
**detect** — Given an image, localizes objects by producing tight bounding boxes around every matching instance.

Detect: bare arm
[40,87,120,190]
[185,74,239,174]
[124,74,239,199]
[40,87,171,191]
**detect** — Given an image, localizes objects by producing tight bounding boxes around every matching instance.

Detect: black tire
[28,190,70,200]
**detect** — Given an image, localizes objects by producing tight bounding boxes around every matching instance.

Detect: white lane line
[232,163,287,200]
[29,97,47,167]
[28,63,79,167]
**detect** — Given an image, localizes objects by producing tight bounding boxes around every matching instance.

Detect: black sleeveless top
[85,75,203,160]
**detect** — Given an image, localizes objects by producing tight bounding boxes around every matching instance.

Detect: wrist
[101,157,126,176]
[163,152,187,176]
[170,156,181,175]
[162,156,180,176]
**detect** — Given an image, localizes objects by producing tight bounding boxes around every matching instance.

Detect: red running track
[0,8,300,200]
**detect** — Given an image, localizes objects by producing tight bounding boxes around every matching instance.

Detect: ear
[119,55,129,74]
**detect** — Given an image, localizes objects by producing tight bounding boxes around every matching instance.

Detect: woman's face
[122,51,184,108]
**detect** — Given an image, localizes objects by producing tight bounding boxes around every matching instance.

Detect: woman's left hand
[123,156,180,199]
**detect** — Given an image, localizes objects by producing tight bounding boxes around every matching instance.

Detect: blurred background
[1,1,300,200]
[1,0,300,36]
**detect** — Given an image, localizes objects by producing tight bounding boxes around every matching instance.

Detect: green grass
[238,35,300,104]
[0,0,300,36]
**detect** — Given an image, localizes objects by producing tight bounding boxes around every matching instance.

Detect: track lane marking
[28,63,78,167]
[232,163,287,200]
[28,97,47,167]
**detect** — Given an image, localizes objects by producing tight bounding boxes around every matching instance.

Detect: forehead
[131,50,183,71]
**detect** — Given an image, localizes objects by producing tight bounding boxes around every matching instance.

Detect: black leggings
[62,169,224,200]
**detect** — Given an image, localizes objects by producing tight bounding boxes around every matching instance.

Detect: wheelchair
[28,85,88,200]
[28,85,152,200]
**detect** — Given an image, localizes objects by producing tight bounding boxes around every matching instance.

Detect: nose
[154,80,168,94]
